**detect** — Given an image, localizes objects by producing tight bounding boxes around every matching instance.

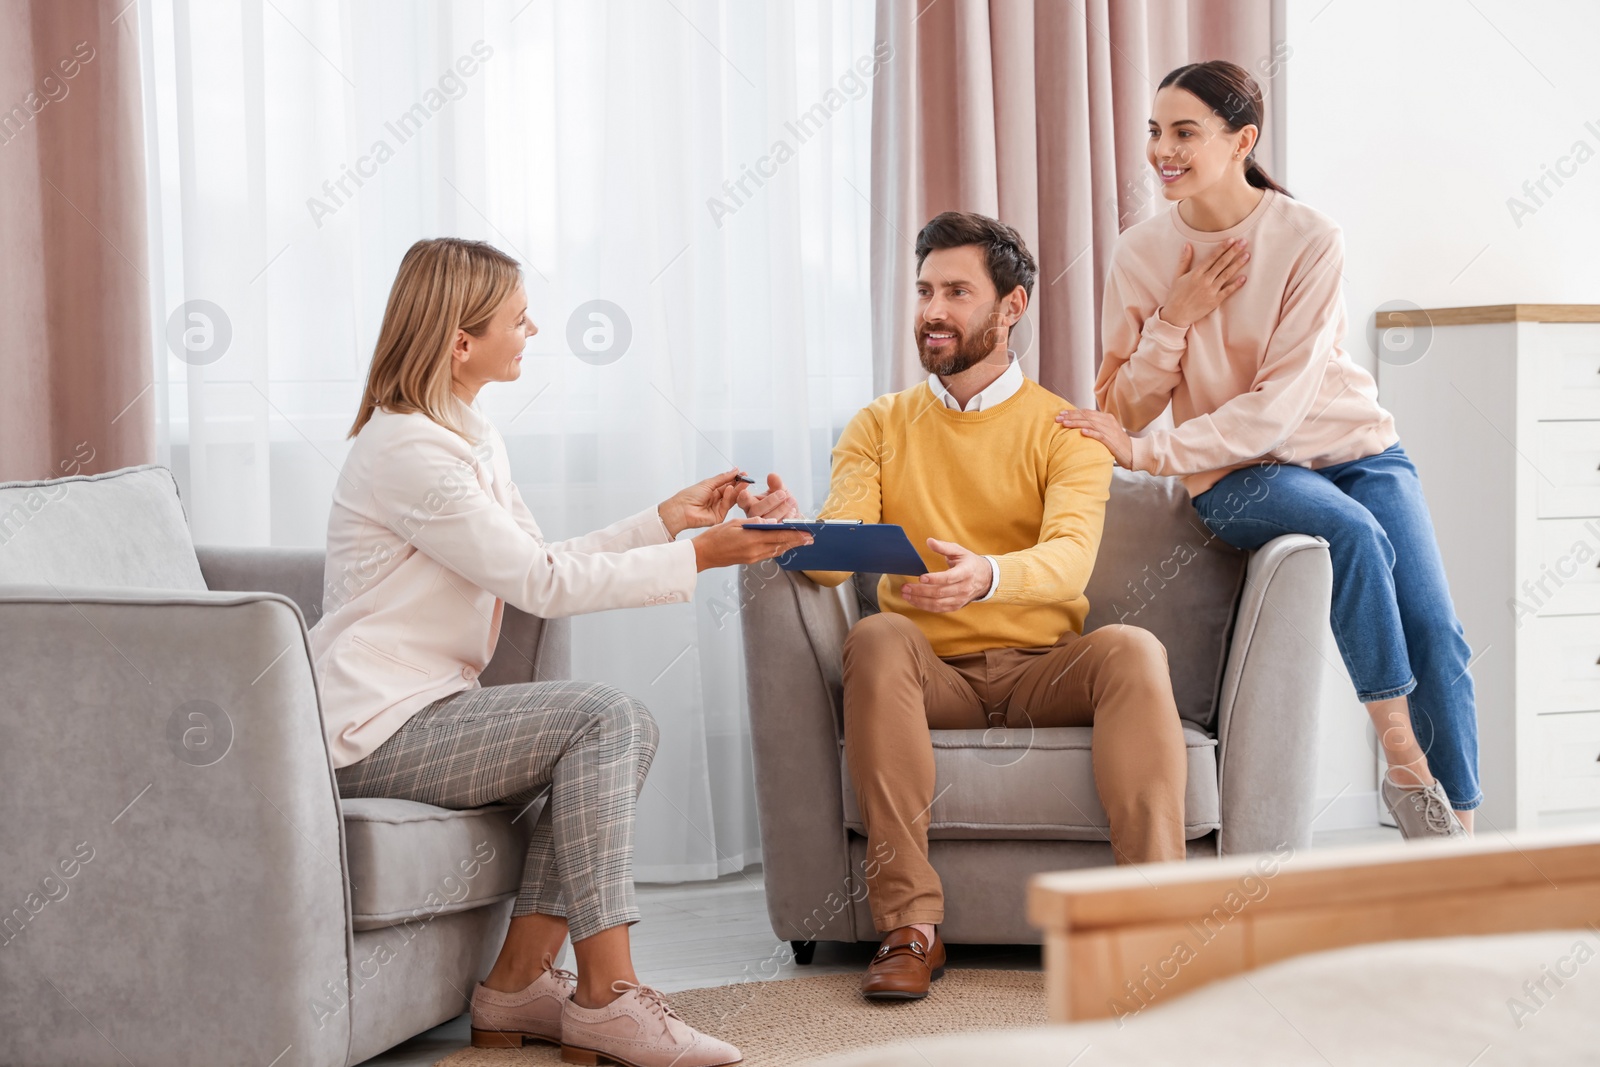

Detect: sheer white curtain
[138,0,877,881]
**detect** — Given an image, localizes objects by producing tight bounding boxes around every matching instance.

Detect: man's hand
[900,538,993,613]
[737,473,801,521]
[659,468,747,538]
[1054,408,1134,469]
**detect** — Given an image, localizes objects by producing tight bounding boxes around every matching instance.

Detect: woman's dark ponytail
[1158,61,1291,198]
[1244,157,1288,196]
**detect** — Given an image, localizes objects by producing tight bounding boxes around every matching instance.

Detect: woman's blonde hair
[349,237,523,440]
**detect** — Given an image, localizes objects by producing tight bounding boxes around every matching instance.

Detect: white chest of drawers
[1378,305,1600,832]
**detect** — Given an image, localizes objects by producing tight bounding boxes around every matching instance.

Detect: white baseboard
[1311,790,1381,832]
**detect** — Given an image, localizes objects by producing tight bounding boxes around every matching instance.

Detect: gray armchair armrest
[1213,534,1334,857]
[196,543,572,686]
[197,543,327,626]
[0,586,353,1067]
[740,565,865,944]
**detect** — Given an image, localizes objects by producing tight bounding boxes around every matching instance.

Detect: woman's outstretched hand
[1055,408,1134,469]
[658,468,749,537]
[691,519,813,573]
[1158,238,1249,330]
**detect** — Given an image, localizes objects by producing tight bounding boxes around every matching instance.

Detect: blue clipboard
[743,521,929,576]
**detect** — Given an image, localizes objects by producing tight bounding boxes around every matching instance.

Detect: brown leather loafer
[861,926,946,1000]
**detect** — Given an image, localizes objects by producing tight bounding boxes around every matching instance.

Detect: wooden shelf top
[1374,304,1600,328]
[1028,825,1600,931]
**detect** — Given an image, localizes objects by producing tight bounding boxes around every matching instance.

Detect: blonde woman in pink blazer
[309,238,807,1065]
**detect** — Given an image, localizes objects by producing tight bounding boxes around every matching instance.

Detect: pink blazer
[308,399,697,768]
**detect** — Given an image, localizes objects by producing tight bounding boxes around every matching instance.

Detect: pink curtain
[870,0,1278,404]
[0,0,152,481]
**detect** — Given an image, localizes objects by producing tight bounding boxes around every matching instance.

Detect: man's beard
[917,318,997,377]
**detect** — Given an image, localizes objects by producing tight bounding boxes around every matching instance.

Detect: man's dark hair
[914,211,1037,300]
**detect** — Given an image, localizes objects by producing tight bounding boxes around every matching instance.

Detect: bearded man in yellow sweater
[794,211,1188,1001]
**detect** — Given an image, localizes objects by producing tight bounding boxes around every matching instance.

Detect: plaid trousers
[335,680,658,943]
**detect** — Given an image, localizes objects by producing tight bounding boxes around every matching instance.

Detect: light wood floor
[359,825,1398,1066]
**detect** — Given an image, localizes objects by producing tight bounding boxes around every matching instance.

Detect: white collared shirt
[927,354,1025,413]
[927,356,1025,602]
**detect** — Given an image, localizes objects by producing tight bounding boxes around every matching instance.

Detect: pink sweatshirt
[1095,187,1398,497]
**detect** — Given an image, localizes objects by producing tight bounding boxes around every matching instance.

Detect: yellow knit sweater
[807,378,1113,657]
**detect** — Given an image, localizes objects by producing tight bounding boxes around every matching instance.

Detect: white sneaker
[560,981,742,1066]
[470,964,576,1048]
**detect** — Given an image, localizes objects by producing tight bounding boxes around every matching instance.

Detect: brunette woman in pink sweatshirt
[1058,61,1476,840]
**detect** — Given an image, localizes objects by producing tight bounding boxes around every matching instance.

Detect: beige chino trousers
[841,612,1189,932]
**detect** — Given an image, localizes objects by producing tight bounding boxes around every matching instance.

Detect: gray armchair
[0,465,568,1067]
[740,469,1332,954]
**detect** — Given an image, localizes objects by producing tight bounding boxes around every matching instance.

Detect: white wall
[1284,0,1600,826]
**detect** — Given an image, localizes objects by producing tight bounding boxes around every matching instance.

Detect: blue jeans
[1191,443,1481,810]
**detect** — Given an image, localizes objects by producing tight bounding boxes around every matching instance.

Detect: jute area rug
[434,969,1045,1067]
